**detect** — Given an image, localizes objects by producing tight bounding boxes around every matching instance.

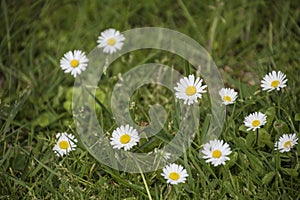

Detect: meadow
[0,0,300,199]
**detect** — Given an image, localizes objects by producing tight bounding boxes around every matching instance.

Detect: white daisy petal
[274,133,298,153]
[97,28,125,54]
[261,71,287,92]
[53,132,77,157]
[174,74,207,105]
[154,148,171,160]
[201,139,232,167]
[161,163,188,185]
[219,88,238,105]
[60,50,89,78]
[244,112,267,131]
[110,124,140,151]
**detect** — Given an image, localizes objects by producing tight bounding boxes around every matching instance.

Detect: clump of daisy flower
[97,28,125,54]
[161,163,188,185]
[174,74,207,105]
[53,132,77,157]
[275,133,298,153]
[219,88,238,105]
[110,124,140,151]
[60,50,89,77]
[244,112,267,131]
[261,71,287,92]
[201,139,232,167]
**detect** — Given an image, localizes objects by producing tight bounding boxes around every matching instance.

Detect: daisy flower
[244,112,267,131]
[60,50,89,77]
[275,133,298,153]
[261,71,287,92]
[110,124,140,151]
[154,148,171,160]
[202,139,232,167]
[53,132,77,157]
[219,88,238,105]
[97,28,125,54]
[174,74,207,105]
[161,163,188,185]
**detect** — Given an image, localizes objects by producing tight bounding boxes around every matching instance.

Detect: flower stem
[131,154,153,200]
[255,129,259,146]
[277,91,281,116]
[137,164,152,200]
[83,85,112,117]
[291,149,298,168]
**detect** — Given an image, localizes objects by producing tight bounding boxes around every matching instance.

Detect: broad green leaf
[63,101,72,113]
[201,114,211,142]
[264,107,275,131]
[295,113,300,121]
[238,125,249,134]
[226,151,238,168]
[95,89,106,102]
[247,153,265,175]
[258,128,272,148]
[52,85,65,108]
[281,168,298,177]
[246,132,255,147]
[273,120,290,134]
[65,87,73,101]
[13,152,27,171]
[32,112,58,127]
[223,180,236,198]
[262,171,275,185]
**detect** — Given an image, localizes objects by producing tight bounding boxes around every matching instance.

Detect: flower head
[174,74,207,105]
[110,124,140,151]
[261,71,287,92]
[161,163,188,185]
[154,148,171,160]
[60,50,89,77]
[97,28,125,54]
[219,88,238,105]
[201,139,232,167]
[244,112,267,131]
[53,132,77,156]
[275,133,298,153]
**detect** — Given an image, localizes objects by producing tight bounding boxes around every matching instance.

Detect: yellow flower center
[223,95,232,102]
[185,86,196,96]
[271,80,280,88]
[120,134,131,144]
[252,120,261,127]
[169,172,180,180]
[70,59,79,68]
[107,38,116,46]
[212,149,222,158]
[59,140,69,149]
[283,141,292,148]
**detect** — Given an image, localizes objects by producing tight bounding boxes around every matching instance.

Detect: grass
[1,0,300,199]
